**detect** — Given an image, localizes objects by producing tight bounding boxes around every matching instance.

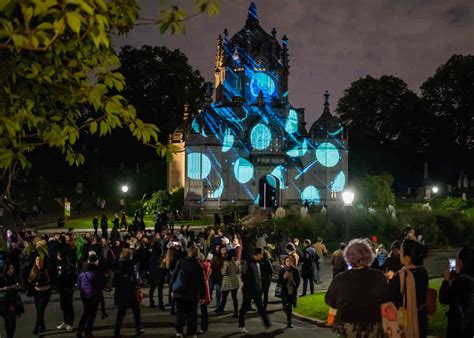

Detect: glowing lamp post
[342,190,355,242]
[121,185,129,194]
[432,186,439,194]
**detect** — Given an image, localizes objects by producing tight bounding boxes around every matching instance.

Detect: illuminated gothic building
[168,3,348,214]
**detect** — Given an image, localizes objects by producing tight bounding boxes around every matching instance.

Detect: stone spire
[247,2,258,23]
[214,34,224,71]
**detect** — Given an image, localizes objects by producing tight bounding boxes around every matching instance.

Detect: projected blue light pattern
[222,129,234,152]
[271,165,286,189]
[210,177,224,198]
[233,157,254,183]
[301,186,320,203]
[266,175,277,189]
[250,72,276,97]
[286,139,308,157]
[285,109,298,134]
[250,124,272,150]
[330,171,346,192]
[187,153,211,180]
[316,142,340,167]
[183,6,348,206]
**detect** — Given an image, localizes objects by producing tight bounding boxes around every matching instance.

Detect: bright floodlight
[432,186,439,194]
[121,185,129,193]
[342,190,355,206]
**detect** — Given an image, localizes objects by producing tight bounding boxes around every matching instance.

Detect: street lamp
[342,190,355,242]
[121,185,129,193]
[432,186,439,194]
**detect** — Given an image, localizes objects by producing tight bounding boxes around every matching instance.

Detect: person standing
[301,239,316,296]
[113,249,143,337]
[313,237,328,283]
[100,213,108,239]
[260,250,273,311]
[171,246,205,338]
[76,254,101,338]
[56,249,76,332]
[331,242,347,277]
[92,216,99,238]
[285,243,299,266]
[149,242,165,310]
[28,256,51,335]
[389,239,429,338]
[217,247,239,317]
[76,200,82,216]
[439,247,474,338]
[238,248,271,333]
[0,263,23,338]
[198,253,211,334]
[279,256,300,328]
[325,239,389,337]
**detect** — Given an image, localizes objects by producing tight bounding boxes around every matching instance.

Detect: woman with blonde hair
[28,255,51,335]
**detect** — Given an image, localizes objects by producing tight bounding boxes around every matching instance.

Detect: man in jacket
[301,239,317,296]
[56,248,76,332]
[238,248,271,333]
[171,246,205,338]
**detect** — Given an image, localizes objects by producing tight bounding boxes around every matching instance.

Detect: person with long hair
[217,247,239,317]
[113,249,143,337]
[279,256,300,328]
[0,263,23,338]
[28,256,51,335]
[439,247,474,338]
[389,239,429,338]
[198,252,211,334]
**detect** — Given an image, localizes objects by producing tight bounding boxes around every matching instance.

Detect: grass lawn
[40,214,212,230]
[294,278,448,338]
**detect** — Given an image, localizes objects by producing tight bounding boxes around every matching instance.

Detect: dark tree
[421,55,474,180]
[337,75,425,188]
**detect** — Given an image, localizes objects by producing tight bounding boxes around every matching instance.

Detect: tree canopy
[0,0,222,200]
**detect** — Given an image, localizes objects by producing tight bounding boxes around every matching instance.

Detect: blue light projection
[233,157,254,183]
[285,109,298,133]
[250,72,276,97]
[266,175,277,189]
[301,186,320,203]
[271,165,286,189]
[330,171,346,192]
[316,142,340,167]
[286,138,308,157]
[222,129,234,152]
[187,153,211,180]
[191,117,200,133]
[210,177,224,198]
[328,127,343,137]
[250,124,272,150]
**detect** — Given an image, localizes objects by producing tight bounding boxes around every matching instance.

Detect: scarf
[399,267,419,338]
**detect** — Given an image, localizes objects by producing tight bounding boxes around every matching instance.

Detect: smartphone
[449,258,456,271]
[347,263,352,270]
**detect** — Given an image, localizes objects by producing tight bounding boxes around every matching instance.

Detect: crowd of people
[0,215,473,338]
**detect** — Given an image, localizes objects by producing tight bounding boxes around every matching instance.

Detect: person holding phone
[439,247,474,338]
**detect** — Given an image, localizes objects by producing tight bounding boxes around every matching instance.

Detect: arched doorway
[259,174,279,209]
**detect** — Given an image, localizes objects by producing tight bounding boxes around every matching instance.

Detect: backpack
[172,268,184,293]
[459,275,474,332]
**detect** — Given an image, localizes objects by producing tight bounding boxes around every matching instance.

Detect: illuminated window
[250,124,272,150]
[285,109,298,133]
[330,191,337,199]
[250,72,276,97]
[316,142,340,167]
[187,153,211,180]
[233,157,254,184]
[301,186,320,203]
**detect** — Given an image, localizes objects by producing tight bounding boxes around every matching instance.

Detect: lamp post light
[121,185,129,194]
[342,190,355,242]
[432,186,439,194]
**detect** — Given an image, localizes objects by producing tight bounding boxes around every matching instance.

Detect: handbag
[135,287,143,304]
[172,269,184,293]
[274,283,283,298]
[426,287,437,315]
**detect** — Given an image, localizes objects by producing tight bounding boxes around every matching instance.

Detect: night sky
[114,0,474,126]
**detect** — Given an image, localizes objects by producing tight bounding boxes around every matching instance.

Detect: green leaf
[0,0,9,11]
[89,121,98,134]
[0,149,14,169]
[66,11,82,34]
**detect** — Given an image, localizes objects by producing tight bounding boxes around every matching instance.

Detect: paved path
[2,285,333,338]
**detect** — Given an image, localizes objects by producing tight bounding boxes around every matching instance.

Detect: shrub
[440,197,468,211]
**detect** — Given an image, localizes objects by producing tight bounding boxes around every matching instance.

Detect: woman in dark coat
[113,248,143,337]
[0,263,23,338]
[149,242,165,310]
[278,256,300,328]
[439,247,474,338]
[28,255,52,335]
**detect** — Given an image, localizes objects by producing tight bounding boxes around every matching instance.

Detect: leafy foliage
[0,0,222,200]
[143,187,183,215]
[356,174,396,209]
[440,197,468,211]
